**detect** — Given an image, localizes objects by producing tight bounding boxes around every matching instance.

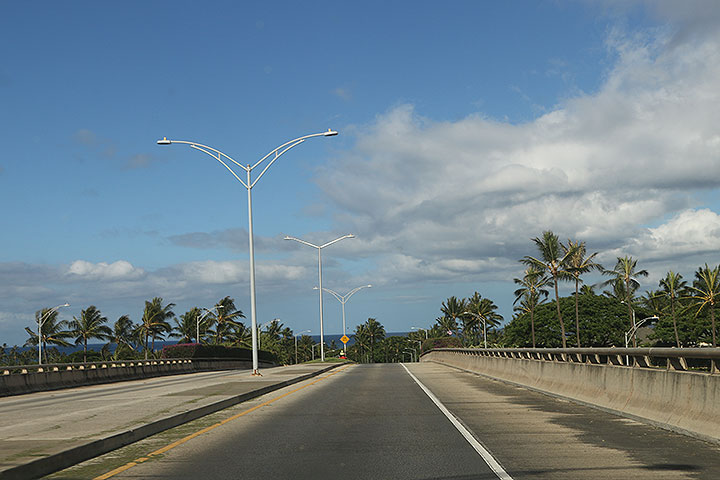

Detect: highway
[48,362,720,480]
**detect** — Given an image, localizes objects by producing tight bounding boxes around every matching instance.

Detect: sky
[1,1,720,346]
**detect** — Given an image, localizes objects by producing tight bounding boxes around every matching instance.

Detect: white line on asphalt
[401,363,514,480]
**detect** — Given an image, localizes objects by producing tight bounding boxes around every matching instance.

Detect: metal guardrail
[424,347,720,373]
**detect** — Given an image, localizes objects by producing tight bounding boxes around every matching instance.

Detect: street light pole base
[251,370,262,376]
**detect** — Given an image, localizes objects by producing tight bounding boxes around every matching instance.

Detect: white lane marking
[401,363,514,480]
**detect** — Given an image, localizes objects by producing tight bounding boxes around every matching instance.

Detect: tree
[658,271,687,347]
[601,256,648,347]
[465,292,503,347]
[521,231,575,348]
[364,318,386,363]
[686,264,720,347]
[504,293,628,347]
[108,315,136,350]
[171,308,201,344]
[24,308,72,363]
[207,297,245,344]
[440,296,467,337]
[137,297,175,359]
[68,306,112,363]
[563,240,601,347]
[513,268,552,347]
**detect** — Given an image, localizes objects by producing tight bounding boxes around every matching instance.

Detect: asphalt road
[49,362,720,480]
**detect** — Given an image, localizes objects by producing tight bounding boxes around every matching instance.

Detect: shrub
[422,336,463,352]
[161,343,276,363]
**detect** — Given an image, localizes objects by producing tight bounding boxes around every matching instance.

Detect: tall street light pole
[157,130,338,375]
[38,303,69,365]
[314,284,371,339]
[284,234,355,361]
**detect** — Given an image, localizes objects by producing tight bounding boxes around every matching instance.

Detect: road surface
[49,362,720,479]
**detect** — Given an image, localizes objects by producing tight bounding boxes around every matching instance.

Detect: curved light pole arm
[345,284,372,301]
[251,131,336,171]
[319,287,344,303]
[284,236,320,249]
[320,234,355,249]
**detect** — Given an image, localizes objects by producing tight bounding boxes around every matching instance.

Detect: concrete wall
[0,359,271,397]
[423,350,720,444]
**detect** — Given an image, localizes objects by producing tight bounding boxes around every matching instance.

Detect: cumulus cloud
[66,260,146,281]
[315,21,720,286]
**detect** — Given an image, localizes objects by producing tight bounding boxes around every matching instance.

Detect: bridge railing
[1,358,195,375]
[423,347,720,373]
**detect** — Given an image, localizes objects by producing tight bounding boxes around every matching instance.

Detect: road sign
[340,335,350,344]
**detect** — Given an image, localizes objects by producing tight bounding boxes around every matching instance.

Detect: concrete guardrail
[0,358,273,397]
[421,347,720,444]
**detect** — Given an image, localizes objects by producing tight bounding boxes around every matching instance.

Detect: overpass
[0,351,718,479]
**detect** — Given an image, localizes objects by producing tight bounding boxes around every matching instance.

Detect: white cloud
[314,21,720,287]
[66,260,145,281]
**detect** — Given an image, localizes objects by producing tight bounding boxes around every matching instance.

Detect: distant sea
[3,332,412,354]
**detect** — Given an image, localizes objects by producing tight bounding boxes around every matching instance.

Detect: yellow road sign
[340,335,350,344]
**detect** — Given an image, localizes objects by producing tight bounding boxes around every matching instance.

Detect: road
[49,362,720,480]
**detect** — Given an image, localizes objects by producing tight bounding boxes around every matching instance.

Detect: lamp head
[324,129,338,137]
[157,137,172,145]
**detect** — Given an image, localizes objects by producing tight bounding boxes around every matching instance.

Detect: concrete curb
[0,363,346,480]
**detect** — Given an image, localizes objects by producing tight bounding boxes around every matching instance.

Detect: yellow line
[94,365,351,480]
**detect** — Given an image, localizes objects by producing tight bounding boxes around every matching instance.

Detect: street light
[157,130,337,375]
[285,234,355,361]
[313,284,371,339]
[295,329,311,364]
[463,311,489,348]
[624,316,658,365]
[38,303,69,365]
[197,305,223,344]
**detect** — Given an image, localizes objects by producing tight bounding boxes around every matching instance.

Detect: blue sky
[1,1,720,346]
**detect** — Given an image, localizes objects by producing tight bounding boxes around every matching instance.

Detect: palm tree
[208,297,245,344]
[108,315,135,349]
[685,264,720,347]
[465,293,503,348]
[434,316,455,337]
[225,323,253,348]
[440,296,467,337]
[24,308,72,363]
[658,271,687,348]
[513,268,552,347]
[171,308,201,344]
[137,297,175,359]
[68,306,112,362]
[363,318,386,363]
[564,240,601,347]
[352,323,369,362]
[601,256,648,347]
[521,231,575,348]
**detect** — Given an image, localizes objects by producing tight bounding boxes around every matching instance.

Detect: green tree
[513,268,552,347]
[564,240,601,347]
[68,306,112,363]
[207,297,245,344]
[658,271,687,348]
[504,293,628,347]
[601,256,648,347]
[440,296,467,337]
[686,264,720,347]
[24,308,72,363]
[364,318,386,363]
[464,292,503,347]
[137,297,175,359]
[171,308,201,344]
[521,231,575,348]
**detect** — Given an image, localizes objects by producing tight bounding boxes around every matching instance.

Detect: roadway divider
[0,358,273,397]
[0,362,348,480]
[422,347,720,444]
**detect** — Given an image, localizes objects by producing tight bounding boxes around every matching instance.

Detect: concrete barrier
[0,359,273,397]
[423,349,720,444]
